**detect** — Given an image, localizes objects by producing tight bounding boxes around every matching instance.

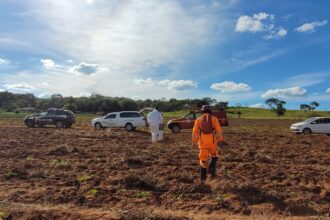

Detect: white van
[290,117,330,135]
[91,111,147,131]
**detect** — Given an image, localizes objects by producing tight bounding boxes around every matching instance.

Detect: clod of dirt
[48,145,70,156]
[173,183,212,194]
[230,185,284,206]
[75,196,85,205]
[5,167,28,179]
[255,154,275,164]
[126,157,144,168]
[30,171,47,179]
[27,214,45,220]
[71,147,79,153]
[124,174,157,191]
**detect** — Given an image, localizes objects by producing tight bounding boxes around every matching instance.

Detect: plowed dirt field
[0,118,329,219]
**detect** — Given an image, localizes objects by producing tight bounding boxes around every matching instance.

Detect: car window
[185,113,195,120]
[47,111,55,116]
[55,110,64,115]
[40,112,47,116]
[105,114,116,119]
[312,119,321,124]
[120,112,141,118]
[65,111,74,116]
[326,118,330,124]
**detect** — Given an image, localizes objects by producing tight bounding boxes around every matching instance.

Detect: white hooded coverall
[147,109,163,143]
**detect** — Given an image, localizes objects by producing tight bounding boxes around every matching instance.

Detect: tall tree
[310,101,319,110]
[265,98,280,110]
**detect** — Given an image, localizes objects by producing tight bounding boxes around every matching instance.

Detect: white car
[290,117,330,135]
[91,111,147,131]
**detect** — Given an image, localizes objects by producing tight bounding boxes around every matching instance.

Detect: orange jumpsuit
[192,113,223,168]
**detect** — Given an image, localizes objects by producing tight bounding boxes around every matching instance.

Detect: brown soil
[0,118,329,219]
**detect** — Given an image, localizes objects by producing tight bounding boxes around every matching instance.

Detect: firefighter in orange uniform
[192,105,224,181]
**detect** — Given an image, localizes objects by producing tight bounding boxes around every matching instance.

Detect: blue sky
[0,0,329,110]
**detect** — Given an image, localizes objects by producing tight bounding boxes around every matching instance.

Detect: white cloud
[85,0,94,4]
[1,1,234,99]
[135,78,197,91]
[236,12,288,40]
[38,93,51,98]
[42,82,50,87]
[284,72,330,87]
[19,1,224,72]
[134,78,156,87]
[249,103,265,108]
[326,88,330,93]
[3,83,36,93]
[160,79,198,91]
[74,92,91,97]
[264,26,287,39]
[235,12,274,33]
[69,62,102,75]
[0,58,10,65]
[295,20,328,33]
[277,27,288,37]
[210,81,251,93]
[261,86,307,99]
[40,59,55,69]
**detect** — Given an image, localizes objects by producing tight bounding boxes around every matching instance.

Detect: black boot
[209,157,218,178]
[200,167,207,181]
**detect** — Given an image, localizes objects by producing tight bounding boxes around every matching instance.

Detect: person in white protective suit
[147,107,163,143]
[158,113,164,141]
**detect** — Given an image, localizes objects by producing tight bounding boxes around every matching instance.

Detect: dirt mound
[48,145,70,156]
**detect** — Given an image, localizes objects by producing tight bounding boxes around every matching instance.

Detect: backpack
[200,114,213,134]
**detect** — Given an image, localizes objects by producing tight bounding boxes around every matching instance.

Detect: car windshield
[303,117,317,123]
[39,112,48,116]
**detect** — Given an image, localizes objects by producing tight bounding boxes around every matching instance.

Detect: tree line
[0,91,229,113]
[265,98,320,116]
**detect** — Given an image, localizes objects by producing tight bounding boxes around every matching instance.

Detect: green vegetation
[0,91,328,120]
[214,193,232,204]
[50,159,69,167]
[226,107,329,119]
[79,175,93,183]
[89,188,98,196]
[136,191,151,198]
[176,194,184,200]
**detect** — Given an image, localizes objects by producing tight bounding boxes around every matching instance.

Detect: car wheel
[302,128,312,135]
[94,122,102,130]
[65,123,72,128]
[171,124,181,133]
[37,123,44,128]
[27,120,35,128]
[55,120,64,128]
[125,123,134,132]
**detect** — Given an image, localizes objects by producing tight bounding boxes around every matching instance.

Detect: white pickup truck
[91,111,147,131]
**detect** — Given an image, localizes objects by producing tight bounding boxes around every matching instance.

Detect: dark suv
[24,108,75,128]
